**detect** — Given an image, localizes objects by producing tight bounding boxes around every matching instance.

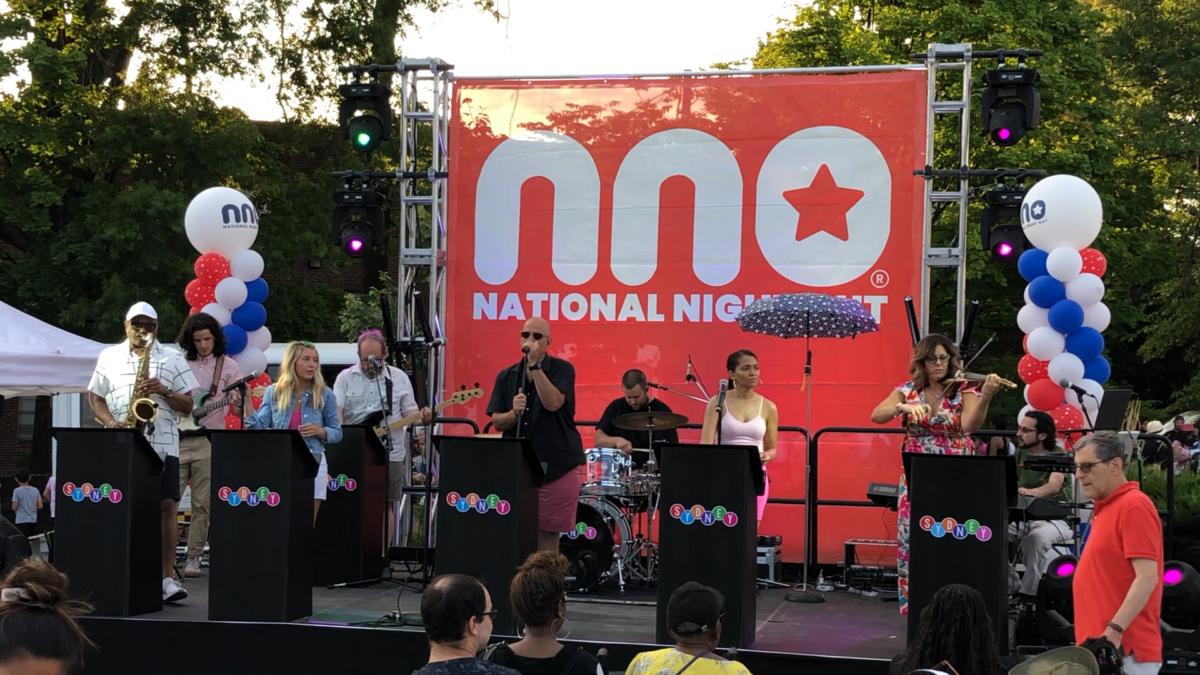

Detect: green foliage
[339,271,393,341]
[1132,463,1200,521]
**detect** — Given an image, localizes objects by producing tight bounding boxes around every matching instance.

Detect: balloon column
[1015,175,1110,444]
[183,187,272,381]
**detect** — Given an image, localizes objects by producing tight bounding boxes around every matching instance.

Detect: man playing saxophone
[88,301,199,603]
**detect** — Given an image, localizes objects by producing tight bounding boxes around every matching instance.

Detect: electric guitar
[178,385,266,432]
[374,385,485,441]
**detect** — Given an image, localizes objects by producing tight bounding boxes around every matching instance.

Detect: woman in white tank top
[699,349,779,524]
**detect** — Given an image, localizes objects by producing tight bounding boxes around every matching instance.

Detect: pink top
[288,404,302,430]
[720,397,766,451]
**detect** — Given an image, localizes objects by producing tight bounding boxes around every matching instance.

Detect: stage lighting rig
[337,64,397,153]
[981,63,1041,146]
[1162,561,1200,630]
[981,185,1030,261]
[1036,554,1077,644]
[331,173,387,258]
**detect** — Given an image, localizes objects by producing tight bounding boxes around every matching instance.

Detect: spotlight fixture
[981,67,1040,146]
[331,188,385,258]
[1036,554,1077,644]
[1162,561,1200,629]
[338,81,392,153]
[981,186,1030,261]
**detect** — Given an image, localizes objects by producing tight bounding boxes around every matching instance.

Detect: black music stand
[51,428,163,616]
[903,453,1016,649]
[208,430,317,621]
[315,425,388,586]
[657,443,762,648]
[433,435,542,636]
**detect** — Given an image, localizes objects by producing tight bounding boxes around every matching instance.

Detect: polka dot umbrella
[735,292,878,601]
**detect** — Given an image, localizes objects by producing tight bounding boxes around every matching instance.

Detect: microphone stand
[516,349,530,438]
[646,383,708,406]
[715,383,727,445]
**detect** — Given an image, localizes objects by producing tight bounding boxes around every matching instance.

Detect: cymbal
[612,411,688,432]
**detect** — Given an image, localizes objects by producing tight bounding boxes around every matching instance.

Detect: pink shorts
[538,466,582,533]
[757,470,770,522]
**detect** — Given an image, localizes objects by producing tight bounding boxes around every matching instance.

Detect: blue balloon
[1018,248,1049,282]
[223,324,248,355]
[232,301,267,332]
[1028,275,1067,309]
[1084,355,1111,385]
[245,277,269,304]
[1065,327,1104,362]
[1048,299,1084,334]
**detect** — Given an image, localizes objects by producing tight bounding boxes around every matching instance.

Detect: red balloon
[184,278,216,307]
[1050,403,1086,446]
[1018,354,1049,384]
[1022,334,1030,354]
[1027,378,1065,411]
[194,253,231,283]
[189,304,201,315]
[1080,248,1107,277]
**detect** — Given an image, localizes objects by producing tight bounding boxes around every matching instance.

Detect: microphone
[222,371,259,394]
[685,356,695,382]
[1058,379,1091,399]
[367,355,386,369]
[427,337,446,347]
[716,378,729,410]
[646,381,667,390]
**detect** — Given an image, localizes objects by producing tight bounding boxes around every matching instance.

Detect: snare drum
[582,448,632,496]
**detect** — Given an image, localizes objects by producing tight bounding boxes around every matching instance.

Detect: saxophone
[127,333,159,433]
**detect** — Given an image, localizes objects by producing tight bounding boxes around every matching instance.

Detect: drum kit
[560,410,688,593]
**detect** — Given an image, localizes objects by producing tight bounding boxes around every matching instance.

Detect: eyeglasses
[520,331,545,341]
[1075,457,1116,474]
[477,609,500,621]
[1017,426,1038,434]
[130,321,157,331]
[924,354,951,364]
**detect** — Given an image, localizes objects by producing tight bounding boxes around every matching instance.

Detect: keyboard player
[1009,410,1073,601]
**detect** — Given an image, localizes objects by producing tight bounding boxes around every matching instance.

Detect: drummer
[594,369,680,469]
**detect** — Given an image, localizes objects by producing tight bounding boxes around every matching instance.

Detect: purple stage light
[995,242,1015,258]
[347,238,365,253]
[1164,567,1185,586]
[1055,560,1076,577]
[996,128,1013,142]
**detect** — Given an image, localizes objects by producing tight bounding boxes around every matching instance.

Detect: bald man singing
[487,317,585,551]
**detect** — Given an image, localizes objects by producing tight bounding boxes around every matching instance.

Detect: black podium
[209,430,317,621]
[315,425,387,585]
[434,436,542,635]
[51,428,163,616]
[657,443,762,647]
[905,453,1016,647]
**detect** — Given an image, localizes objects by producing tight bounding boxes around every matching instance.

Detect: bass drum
[558,497,632,592]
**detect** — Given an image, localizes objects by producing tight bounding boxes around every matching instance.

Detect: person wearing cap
[1165,415,1196,449]
[1072,431,1163,675]
[625,582,752,675]
[1008,646,1100,675]
[88,301,199,603]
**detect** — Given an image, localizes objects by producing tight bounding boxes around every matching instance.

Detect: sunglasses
[1075,457,1116,474]
[130,321,157,330]
[520,331,545,341]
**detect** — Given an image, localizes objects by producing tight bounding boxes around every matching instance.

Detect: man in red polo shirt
[1073,431,1164,674]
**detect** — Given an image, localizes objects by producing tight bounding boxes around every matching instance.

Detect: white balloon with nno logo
[1020,175,1102,251]
[185,187,260,257]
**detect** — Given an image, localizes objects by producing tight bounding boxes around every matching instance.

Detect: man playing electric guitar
[175,313,246,578]
[334,330,431,547]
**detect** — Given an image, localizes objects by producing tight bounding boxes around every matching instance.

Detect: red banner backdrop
[446,72,928,563]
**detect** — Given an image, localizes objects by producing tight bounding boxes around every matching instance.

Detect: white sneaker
[163,576,188,603]
[183,557,203,578]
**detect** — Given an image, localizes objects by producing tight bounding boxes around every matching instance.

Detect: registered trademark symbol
[870,269,890,289]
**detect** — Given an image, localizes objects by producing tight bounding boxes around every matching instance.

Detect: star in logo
[1030,200,1046,220]
[782,164,865,242]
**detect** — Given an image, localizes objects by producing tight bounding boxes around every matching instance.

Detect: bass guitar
[374,385,484,441]
[178,385,265,432]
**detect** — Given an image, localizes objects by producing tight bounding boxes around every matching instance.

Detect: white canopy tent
[0,300,107,398]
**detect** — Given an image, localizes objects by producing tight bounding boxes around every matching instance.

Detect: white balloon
[1021,175,1103,251]
[184,187,260,257]
[1048,353,1086,385]
[247,326,272,352]
[214,277,248,310]
[1017,404,1034,427]
[1023,285,1032,305]
[1023,385,1032,406]
[1082,302,1111,332]
[1065,379,1104,420]
[1046,246,1083,282]
[233,347,267,377]
[1028,326,1066,361]
[230,249,265,282]
[1065,273,1105,307]
[1017,303,1050,334]
[199,302,231,325]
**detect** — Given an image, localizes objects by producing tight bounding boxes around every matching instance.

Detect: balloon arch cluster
[1014,175,1110,443]
[182,187,274,425]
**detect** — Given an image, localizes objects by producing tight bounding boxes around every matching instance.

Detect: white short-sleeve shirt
[333,364,418,462]
[88,340,199,460]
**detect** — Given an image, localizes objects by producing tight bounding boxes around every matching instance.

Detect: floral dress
[894,380,979,615]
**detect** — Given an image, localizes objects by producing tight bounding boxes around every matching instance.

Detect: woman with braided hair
[486,551,602,675]
[891,583,1003,675]
[0,558,94,674]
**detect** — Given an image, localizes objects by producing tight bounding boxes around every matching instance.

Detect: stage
[76,569,903,674]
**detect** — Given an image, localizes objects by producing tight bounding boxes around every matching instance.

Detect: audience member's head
[420,574,495,656]
[510,551,569,633]
[1073,431,1128,502]
[0,559,93,675]
[666,582,724,648]
[14,468,30,485]
[901,583,1002,675]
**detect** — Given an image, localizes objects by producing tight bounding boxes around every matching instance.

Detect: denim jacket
[248,385,342,459]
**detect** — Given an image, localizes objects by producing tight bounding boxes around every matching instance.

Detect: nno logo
[221,203,258,225]
[474,127,891,289]
[62,481,122,504]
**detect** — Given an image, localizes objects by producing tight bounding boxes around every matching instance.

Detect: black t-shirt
[486,644,602,675]
[487,355,585,482]
[596,397,680,468]
[412,657,520,675]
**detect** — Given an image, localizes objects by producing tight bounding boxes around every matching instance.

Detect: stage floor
[142,570,906,661]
